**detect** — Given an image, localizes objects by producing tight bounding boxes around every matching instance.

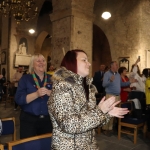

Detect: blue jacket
[15,73,52,116]
[103,70,130,95]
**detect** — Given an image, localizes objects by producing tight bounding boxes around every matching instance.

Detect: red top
[120,76,130,102]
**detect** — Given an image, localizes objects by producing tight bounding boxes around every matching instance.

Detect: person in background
[129,57,145,92]
[118,66,141,109]
[129,57,146,114]
[48,50,129,150]
[145,69,150,105]
[0,74,6,101]
[15,54,53,139]
[104,66,109,72]
[93,64,106,104]
[1,68,6,98]
[47,64,55,77]
[102,61,136,136]
[13,66,23,110]
[119,66,133,102]
[23,70,28,75]
[145,69,150,139]
[93,64,105,94]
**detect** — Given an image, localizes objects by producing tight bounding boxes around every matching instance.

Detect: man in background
[102,61,132,136]
[93,64,105,94]
[93,64,105,103]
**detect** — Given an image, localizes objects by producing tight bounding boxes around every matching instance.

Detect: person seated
[118,67,141,109]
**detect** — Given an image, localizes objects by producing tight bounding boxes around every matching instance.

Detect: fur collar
[52,67,92,85]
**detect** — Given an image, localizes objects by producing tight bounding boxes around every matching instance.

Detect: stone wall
[51,16,71,67]
[141,0,150,68]
[94,0,150,72]
[5,0,150,80]
[51,0,95,75]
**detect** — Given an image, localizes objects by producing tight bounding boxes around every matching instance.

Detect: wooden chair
[7,133,52,150]
[118,101,147,144]
[0,144,4,150]
[1,117,16,141]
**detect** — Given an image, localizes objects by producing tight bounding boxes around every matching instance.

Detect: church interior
[0,0,150,149]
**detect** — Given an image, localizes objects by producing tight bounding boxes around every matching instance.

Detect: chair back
[1,117,16,141]
[0,144,4,150]
[8,133,52,150]
[118,101,147,144]
[120,101,133,112]
[118,101,133,123]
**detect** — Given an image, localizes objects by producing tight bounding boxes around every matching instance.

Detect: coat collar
[52,67,92,85]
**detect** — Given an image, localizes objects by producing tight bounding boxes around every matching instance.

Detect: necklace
[32,72,47,89]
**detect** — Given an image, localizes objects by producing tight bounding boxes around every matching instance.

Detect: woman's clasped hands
[98,96,129,118]
[37,87,52,97]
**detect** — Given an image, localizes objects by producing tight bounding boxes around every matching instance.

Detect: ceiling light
[101,11,111,20]
[29,29,35,34]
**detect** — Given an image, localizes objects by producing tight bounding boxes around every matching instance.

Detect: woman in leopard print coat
[48,50,128,150]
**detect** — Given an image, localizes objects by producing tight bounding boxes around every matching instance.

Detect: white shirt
[129,66,145,92]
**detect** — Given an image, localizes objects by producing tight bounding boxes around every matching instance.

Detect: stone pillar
[50,0,95,75]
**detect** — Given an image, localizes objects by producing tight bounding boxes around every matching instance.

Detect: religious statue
[18,42,27,55]
[15,39,31,67]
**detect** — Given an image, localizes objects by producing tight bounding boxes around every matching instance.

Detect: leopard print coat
[48,67,111,150]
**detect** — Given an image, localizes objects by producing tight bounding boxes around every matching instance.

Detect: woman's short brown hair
[118,67,127,74]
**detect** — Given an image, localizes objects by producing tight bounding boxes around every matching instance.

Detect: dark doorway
[92,24,112,75]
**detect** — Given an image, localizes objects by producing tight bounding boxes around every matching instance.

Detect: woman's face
[33,56,46,73]
[76,52,91,77]
[122,69,127,76]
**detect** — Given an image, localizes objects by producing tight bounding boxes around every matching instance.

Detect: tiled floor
[96,130,150,150]
[0,101,150,150]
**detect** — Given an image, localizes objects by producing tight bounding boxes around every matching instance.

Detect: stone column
[50,0,95,75]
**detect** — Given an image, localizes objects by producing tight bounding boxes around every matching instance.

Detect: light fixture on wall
[101,0,111,20]
[0,0,38,24]
[29,29,35,34]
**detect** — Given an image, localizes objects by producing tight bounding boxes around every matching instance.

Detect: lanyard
[32,72,47,89]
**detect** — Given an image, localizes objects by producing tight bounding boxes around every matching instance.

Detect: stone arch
[92,24,112,75]
[35,31,50,53]
[35,31,52,71]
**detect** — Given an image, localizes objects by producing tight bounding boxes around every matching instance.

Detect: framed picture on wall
[119,57,130,72]
[1,51,6,65]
